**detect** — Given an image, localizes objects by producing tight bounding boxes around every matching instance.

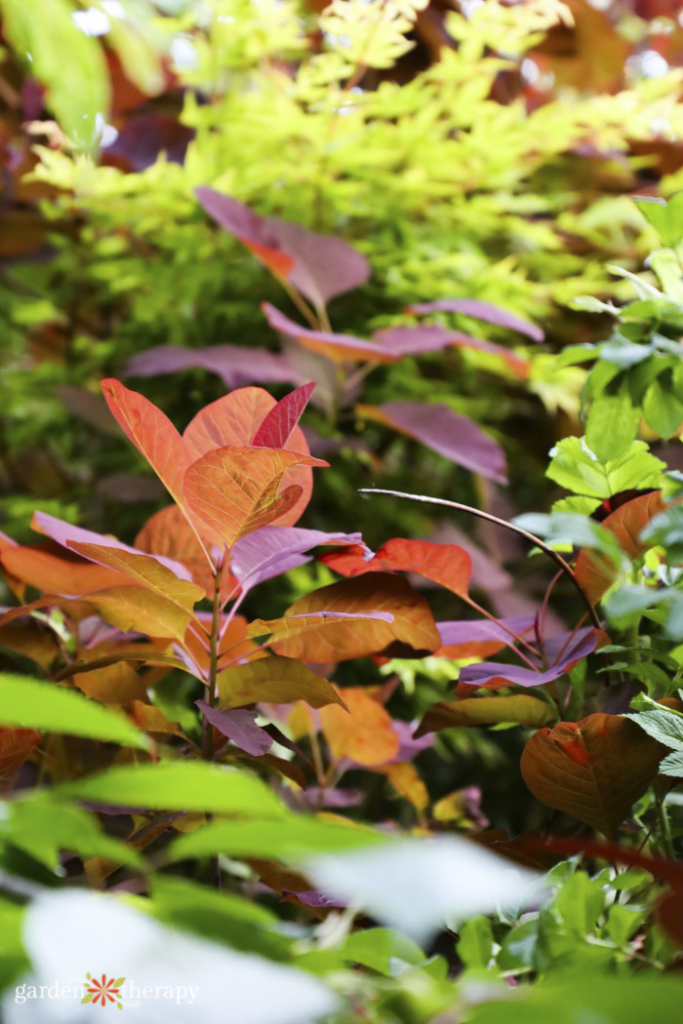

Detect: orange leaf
[101,379,192,509]
[0,727,39,787]
[1,544,129,597]
[73,662,148,705]
[575,491,667,604]
[68,542,205,610]
[270,573,440,662]
[184,445,326,549]
[87,586,195,642]
[520,712,664,834]
[320,688,399,766]
[322,537,471,598]
[127,701,182,736]
[135,505,225,597]
[0,623,61,672]
[183,387,315,526]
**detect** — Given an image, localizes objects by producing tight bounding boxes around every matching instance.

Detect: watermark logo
[14,976,197,1008]
[81,974,125,1010]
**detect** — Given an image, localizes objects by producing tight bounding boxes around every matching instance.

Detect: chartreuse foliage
[4,0,683,549]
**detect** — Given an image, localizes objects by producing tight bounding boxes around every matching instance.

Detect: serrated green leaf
[586,388,639,462]
[547,438,665,498]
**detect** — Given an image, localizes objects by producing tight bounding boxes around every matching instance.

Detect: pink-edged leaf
[457,627,598,692]
[195,187,293,277]
[253,383,316,449]
[372,325,528,377]
[267,219,370,307]
[100,379,192,509]
[196,188,370,306]
[407,298,544,341]
[124,344,301,390]
[358,402,507,484]
[183,387,315,525]
[195,702,272,756]
[231,526,363,590]
[263,303,395,364]
[184,445,327,549]
[32,511,193,581]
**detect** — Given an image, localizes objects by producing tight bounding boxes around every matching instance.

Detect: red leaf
[253,383,316,449]
[322,537,472,598]
[183,387,315,526]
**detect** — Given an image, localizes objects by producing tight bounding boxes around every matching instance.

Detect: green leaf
[555,344,598,368]
[585,387,639,462]
[0,796,143,871]
[512,512,624,562]
[81,994,93,1004]
[643,374,683,439]
[635,194,683,249]
[468,974,683,1024]
[457,916,495,970]
[647,249,683,303]
[168,816,384,863]
[604,586,669,626]
[624,709,683,752]
[659,750,683,776]
[0,673,149,750]
[546,438,665,498]
[339,928,425,975]
[54,761,285,817]
[0,0,109,149]
[605,903,646,947]
[151,876,290,960]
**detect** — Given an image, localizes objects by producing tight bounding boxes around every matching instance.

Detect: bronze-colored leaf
[271,574,440,662]
[520,712,664,834]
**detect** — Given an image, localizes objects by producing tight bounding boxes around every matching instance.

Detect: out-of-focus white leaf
[3,890,336,1024]
[305,836,544,943]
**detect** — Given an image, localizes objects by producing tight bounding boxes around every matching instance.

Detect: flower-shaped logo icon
[82,973,125,1009]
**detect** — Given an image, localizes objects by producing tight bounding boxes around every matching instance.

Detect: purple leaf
[231,526,363,590]
[32,511,193,581]
[458,627,597,690]
[407,298,544,342]
[253,383,316,449]
[102,113,193,172]
[125,344,301,390]
[437,617,535,648]
[281,889,345,908]
[196,188,370,306]
[263,303,393,363]
[363,402,507,484]
[372,325,528,374]
[195,701,273,756]
[387,720,433,763]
